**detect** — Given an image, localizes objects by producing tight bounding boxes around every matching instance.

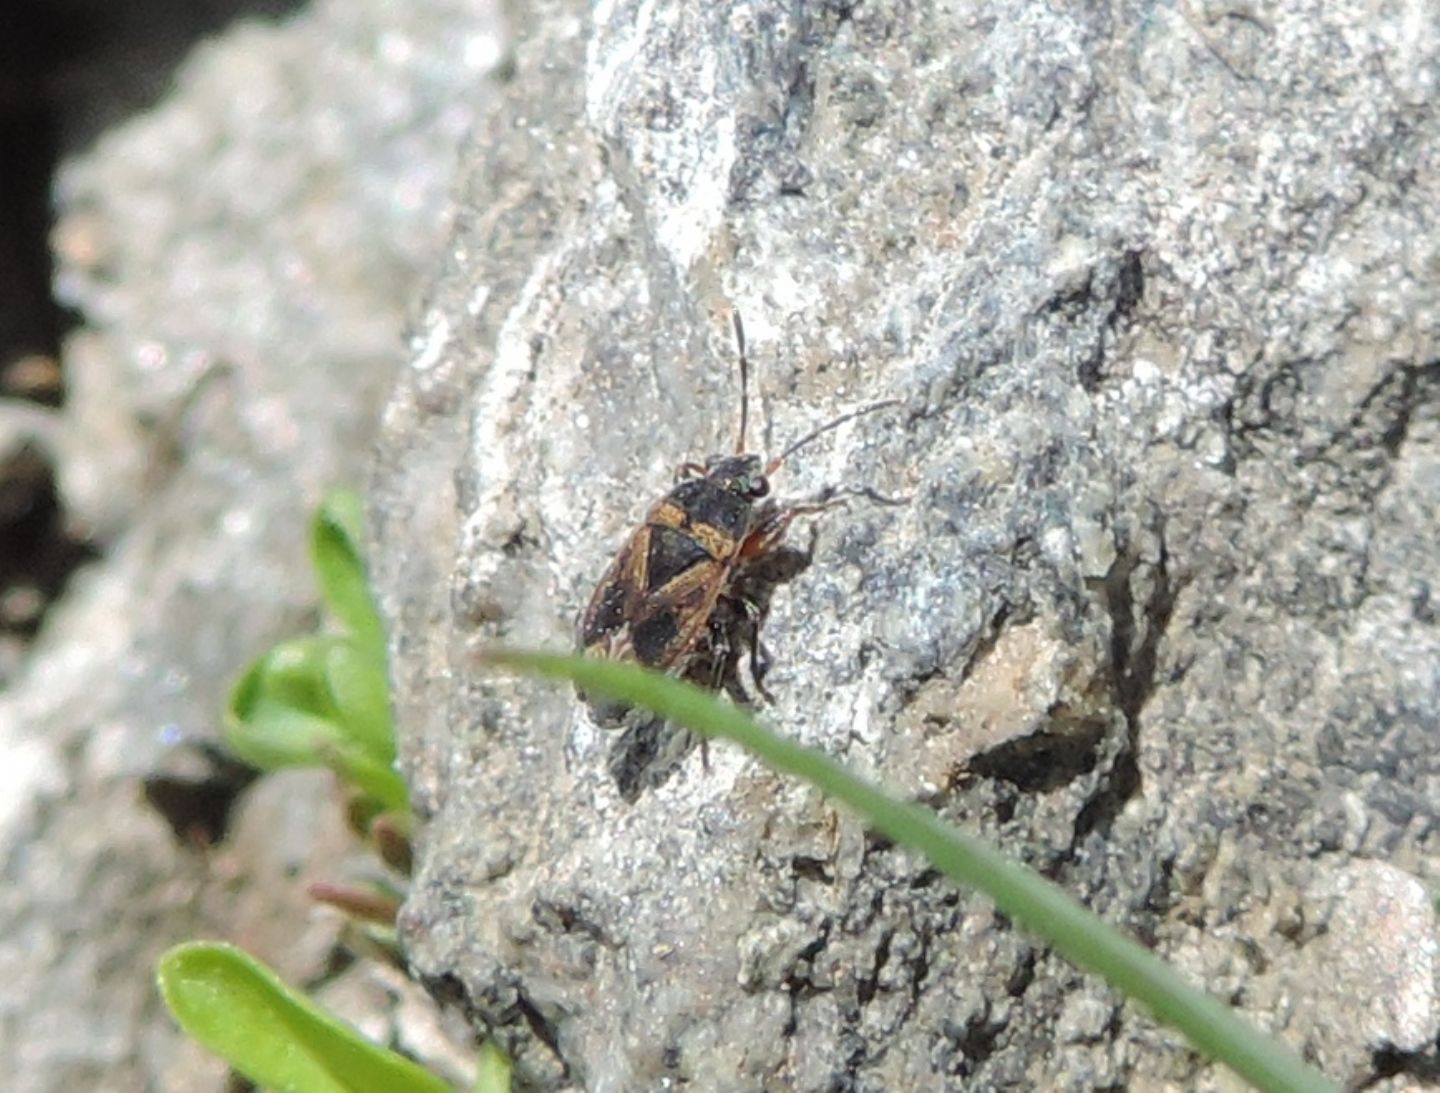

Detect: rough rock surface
[0,1,502,1089]
[376,0,1440,1089]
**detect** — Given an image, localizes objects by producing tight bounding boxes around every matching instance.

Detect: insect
[576,313,897,726]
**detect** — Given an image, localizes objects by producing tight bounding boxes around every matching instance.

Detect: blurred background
[0,0,304,685]
[0,2,501,1087]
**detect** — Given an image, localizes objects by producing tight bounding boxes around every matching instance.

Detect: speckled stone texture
[376,0,1440,1089]
[0,1,502,1089]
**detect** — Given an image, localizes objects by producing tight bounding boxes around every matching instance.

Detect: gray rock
[0,1,503,1089]
[1270,860,1437,1084]
[380,0,1440,1088]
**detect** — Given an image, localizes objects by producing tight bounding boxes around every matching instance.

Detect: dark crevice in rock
[513,988,568,1079]
[419,971,479,1020]
[791,854,834,884]
[1317,357,1440,465]
[1042,269,1096,320]
[0,442,98,681]
[1074,524,1178,843]
[1376,359,1440,458]
[1069,747,1135,847]
[0,94,70,402]
[952,1006,1007,1074]
[1367,1043,1440,1086]
[782,927,833,1037]
[419,971,556,1083]
[661,1042,681,1072]
[903,925,934,1023]
[825,1045,867,1093]
[1220,358,1306,462]
[1110,251,1146,328]
[991,789,1017,825]
[968,718,1108,793]
[1138,851,1179,927]
[1114,533,1176,724]
[776,63,816,197]
[530,896,617,948]
[862,830,895,858]
[954,601,1012,686]
[0,443,93,622]
[1038,248,1146,392]
[141,744,258,846]
[308,944,359,991]
[855,929,892,1007]
[1224,357,1439,485]
[892,655,945,706]
[1005,947,1037,997]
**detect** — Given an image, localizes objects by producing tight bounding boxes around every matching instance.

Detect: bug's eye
[749,475,770,498]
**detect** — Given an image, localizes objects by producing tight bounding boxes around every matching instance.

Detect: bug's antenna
[766,399,901,475]
[732,310,750,453]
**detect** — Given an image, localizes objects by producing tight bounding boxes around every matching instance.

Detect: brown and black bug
[576,313,897,729]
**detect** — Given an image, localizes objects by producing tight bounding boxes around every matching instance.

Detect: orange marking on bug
[648,501,688,529]
[688,521,735,559]
[651,557,727,602]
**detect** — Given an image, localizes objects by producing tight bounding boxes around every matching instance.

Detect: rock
[378,0,1440,1088]
[1266,860,1437,1085]
[313,955,481,1092]
[0,1,503,1089]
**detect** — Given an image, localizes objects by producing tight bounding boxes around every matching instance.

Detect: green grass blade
[480,648,1337,1093]
[158,941,451,1093]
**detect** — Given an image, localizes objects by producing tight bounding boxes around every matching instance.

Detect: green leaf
[479,649,1339,1093]
[236,636,337,717]
[226,637,345,769]
[158,941,452,1093]
[474,1040,512,1093]
[323,639,397,765]
[312,489,386,658]
[225,636,408,813]
[327,740,409,815]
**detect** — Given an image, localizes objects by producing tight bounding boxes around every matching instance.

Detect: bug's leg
[706,599,752,706]
[735,596,776,704]
[804,483,910,508]
[739,495,847,561]
[705,590,771,706]
[740,477,908,564]
[757,486,909,541]
[690,615,742,771]
[675,461,706,480]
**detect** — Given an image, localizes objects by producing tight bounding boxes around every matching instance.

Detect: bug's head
[704,453,770,499]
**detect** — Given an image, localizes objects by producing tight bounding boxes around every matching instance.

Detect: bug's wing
[578,520,734,671]
[577,527,651,656]
[624,555,729,669]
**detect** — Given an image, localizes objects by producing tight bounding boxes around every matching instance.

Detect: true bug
[576,314,896,725]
